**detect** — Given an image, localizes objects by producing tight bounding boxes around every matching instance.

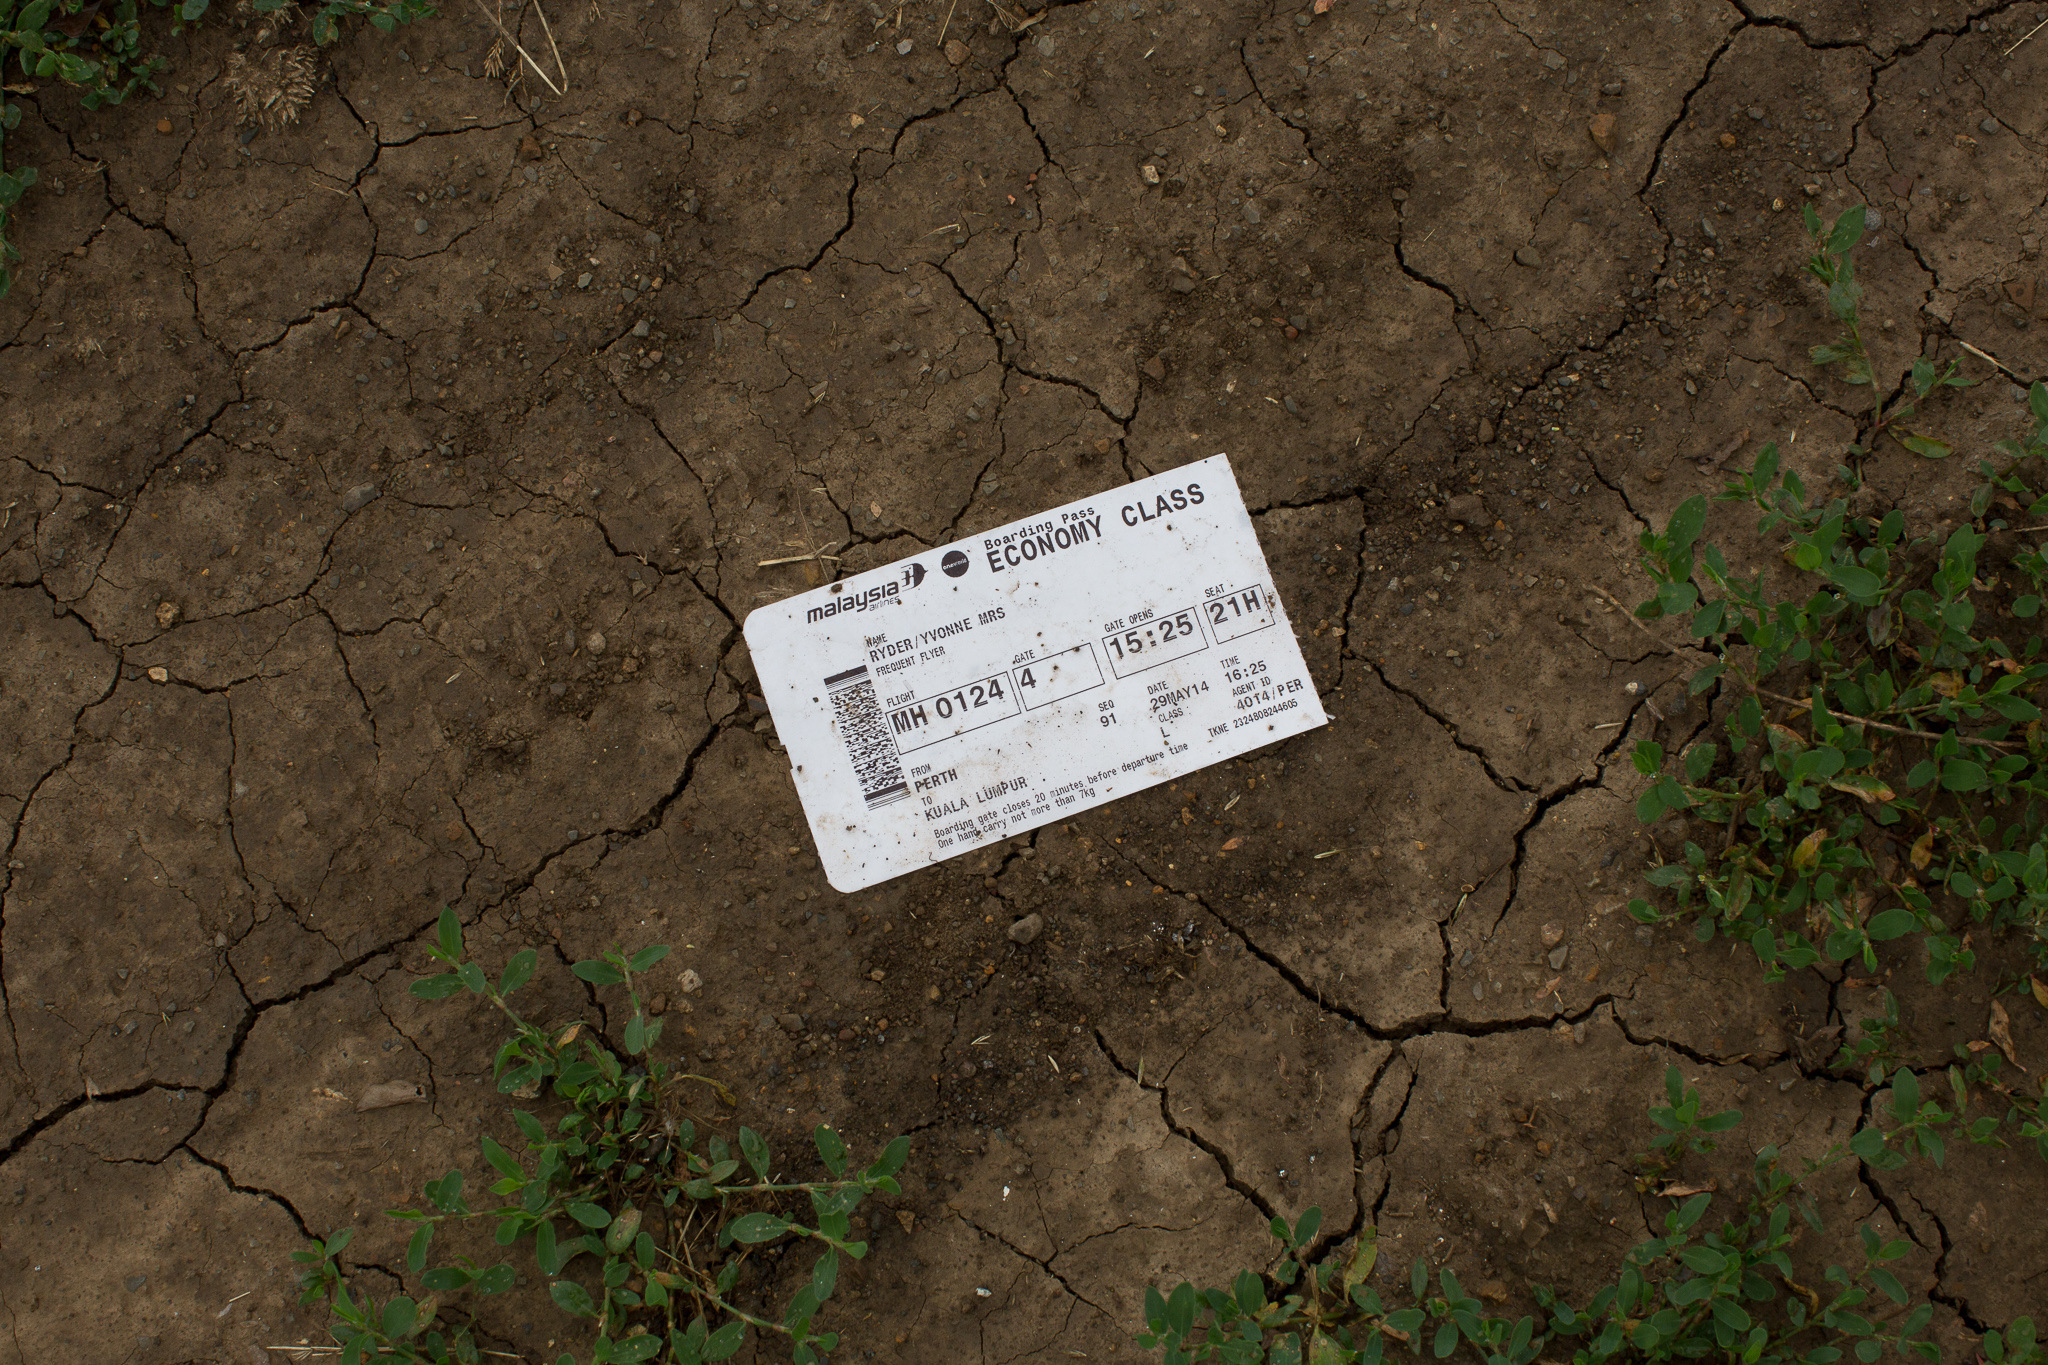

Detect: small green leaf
[472,1263,515,1295]
[1344,1227,1379,1295]
[611,1335,662,1364]
[549,1280,598,1317]
[567,1202,611,1229]
[1684,743,1718,782]
[725,1212,789,1244]
[866,1135,911,1180]
[740,1127,771,1180]
[1899,433,1951,460]
[704,1320,747,1360]
[628,945,671,972]
[1633,740,1665,777]
[458,960,488,995]
[381,1296,418,1338]
[406,1222,432,1273]
[411,972,464,1000]
[1941,759,1987,793]
[499,949,536,996]
[419,1266,474,1291]
[481,1135,522,1178]
[436,907,463,960]
[1827,205,1867,254]
[813,1125,848,1177]
[572,960,625,986]
[1866,908,1917,942]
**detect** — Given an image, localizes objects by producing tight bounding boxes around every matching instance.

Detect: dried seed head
[225,44,319,131]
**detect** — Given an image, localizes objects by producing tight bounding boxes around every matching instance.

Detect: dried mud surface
[3,0,2048,1360]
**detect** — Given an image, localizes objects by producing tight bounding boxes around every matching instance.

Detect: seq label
[742,454,1329,892]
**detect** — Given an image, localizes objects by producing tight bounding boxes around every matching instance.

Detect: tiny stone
[1540,922,1565,947]
[584,631,606,655]
[1169,274,1196,294]
[633,319,652,337]
[414,218,430,235]
[1006,912,1045,944]
[1979,117,1999,135]
[945,38,970,64]
[1514,245,1543,268]
[896,37,914,54]
[1143,355,1167,381]
[869,968,887,981]
[1587,112,1616,153]
[341,483,381,513]
[1478,417,1496,443]
[680,968,703,994]
[577,272,593,288]
[1547,945,1569,970]
[1471,983,1485,1001]
[1600,81,1624,95]
[125,1276,147,1292]
[147,666,169,683]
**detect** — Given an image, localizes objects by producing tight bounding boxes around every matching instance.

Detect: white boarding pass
[743,455,1329,892]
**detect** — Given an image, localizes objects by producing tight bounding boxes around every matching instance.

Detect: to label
[743,454,1329,892]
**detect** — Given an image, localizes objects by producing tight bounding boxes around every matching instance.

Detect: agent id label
[743,455,1329,892]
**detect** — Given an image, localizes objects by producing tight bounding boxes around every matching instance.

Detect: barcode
[824,666,909,808]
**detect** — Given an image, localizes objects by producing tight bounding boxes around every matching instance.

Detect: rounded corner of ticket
[742,455,1329,893]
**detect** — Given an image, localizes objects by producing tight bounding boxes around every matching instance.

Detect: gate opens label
[743,455,1329,891]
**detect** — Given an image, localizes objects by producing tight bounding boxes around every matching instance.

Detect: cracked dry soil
[3,0,2048,1359]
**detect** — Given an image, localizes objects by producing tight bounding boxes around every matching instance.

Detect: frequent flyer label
[742,455,1330,892]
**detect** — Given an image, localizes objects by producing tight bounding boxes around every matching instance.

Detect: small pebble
[896,38,913,54]
[1979,117,1999,135]
[680,969,703,994]
[1514,245,1543,268]
[1007,913,1044,944]
[584,632,606,655]
[414,218,430,235]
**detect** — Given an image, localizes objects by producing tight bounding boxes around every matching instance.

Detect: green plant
[1801,205,1971,458]
[1135,1067,2025,1365]
[292,909,910,1365]
[0,0,435,295]
[1628,395,2048,989]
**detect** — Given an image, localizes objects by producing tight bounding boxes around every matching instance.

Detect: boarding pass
[743,455,1329,892]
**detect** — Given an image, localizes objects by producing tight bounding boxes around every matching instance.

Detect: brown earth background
[3,0,2048,1359]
